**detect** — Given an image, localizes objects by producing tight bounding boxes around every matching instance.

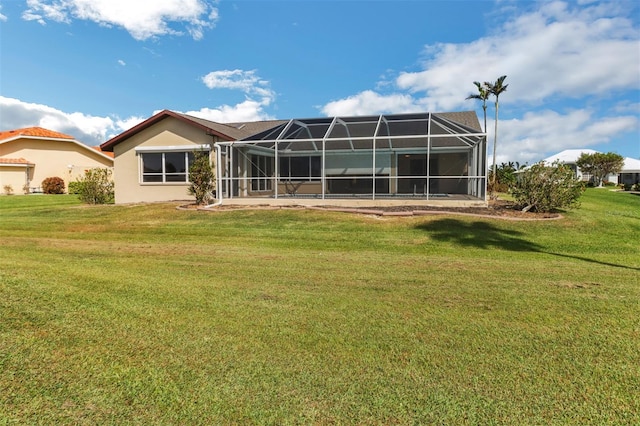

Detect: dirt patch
[179,199,562,220]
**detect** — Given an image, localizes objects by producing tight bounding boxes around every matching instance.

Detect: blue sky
[0,0,638,164]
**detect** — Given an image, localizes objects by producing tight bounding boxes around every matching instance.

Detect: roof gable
[100,109,288,151]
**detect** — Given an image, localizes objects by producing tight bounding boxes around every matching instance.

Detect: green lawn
[1,189,638,425]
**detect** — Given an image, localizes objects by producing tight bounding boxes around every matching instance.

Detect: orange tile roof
[0,126,75,142]
[0,157,34,165]
[92,146,114,158]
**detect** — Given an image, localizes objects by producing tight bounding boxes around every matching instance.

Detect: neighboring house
[0,127,114,193]
[619,157,640,186]
[541,149,639,185]
[101,110,487,205]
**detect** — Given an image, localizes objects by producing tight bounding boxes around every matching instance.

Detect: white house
[541,149,640,186]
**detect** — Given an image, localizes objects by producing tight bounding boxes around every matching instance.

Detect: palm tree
[485,75,508,194]
[466,81,490,133]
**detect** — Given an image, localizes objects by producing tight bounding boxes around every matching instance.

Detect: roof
[622,157,640,172]
[100,109,288,152]
[0,126,75,142]
[231,111,484,153]
[0,126,114,164]
[92,146,114,158]
[541,149,598,164]
[100,109,481,152]
[0,157,35,166]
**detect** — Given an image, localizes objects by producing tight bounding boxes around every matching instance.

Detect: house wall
[112,117,216,204]
[0,165,29,194]
[0,138,113,191]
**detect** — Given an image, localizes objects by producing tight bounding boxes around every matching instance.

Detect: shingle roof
[434,111,482,132]
[101,110,288,151]
[0,127,75,142]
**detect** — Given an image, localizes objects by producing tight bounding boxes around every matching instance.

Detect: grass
[0,189,638,424]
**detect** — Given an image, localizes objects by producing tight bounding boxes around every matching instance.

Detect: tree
[188,151,215,205]
[511,161,584,213]
[75,168,114,204]
[466,81,490,133]
[575,152,624,187]
[485,75,508,196]
[488,161,526,193]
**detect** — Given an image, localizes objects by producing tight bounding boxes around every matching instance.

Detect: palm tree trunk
[492,99,499,193]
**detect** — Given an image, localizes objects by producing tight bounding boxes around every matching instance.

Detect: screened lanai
[214,112,487,203]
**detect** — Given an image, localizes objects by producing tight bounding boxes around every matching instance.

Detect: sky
[0,0,638,165]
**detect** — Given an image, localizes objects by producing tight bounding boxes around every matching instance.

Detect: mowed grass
[0,189,638,425]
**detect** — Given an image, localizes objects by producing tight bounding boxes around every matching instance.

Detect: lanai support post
[372,115,383,200]
[426,113,432,201]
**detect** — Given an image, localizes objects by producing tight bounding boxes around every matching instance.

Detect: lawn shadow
[417,218,543,252]
[416,218,639,271]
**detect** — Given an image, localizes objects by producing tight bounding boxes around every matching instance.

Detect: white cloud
[0,4,8,21]
[393,1,639,110]
[22,0,219,41]
[117,59,126,66]
[201,69,275,105]
[0,96,144,146]
[321,90,420,117]
[494,110,639,164]
[183,100,275,123]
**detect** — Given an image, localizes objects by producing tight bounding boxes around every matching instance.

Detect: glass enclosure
[216,112,486,201]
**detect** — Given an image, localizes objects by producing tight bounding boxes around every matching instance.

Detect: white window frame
[136,145,210,184]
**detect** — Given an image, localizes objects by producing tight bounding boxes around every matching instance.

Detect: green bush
[75,168,114,204]
[42,177,65,194]
[633,183,640,191]
[67,181,84,194]
[188,151,215,205]
[511,161,584,213]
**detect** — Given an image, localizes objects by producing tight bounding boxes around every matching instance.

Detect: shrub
[42,177,65,194]
[68,181,84,194]
[511,161,584,213]
[75,168,114,204]
[633,182,640,191]
[188,151,215,205]
[3,184,14,195]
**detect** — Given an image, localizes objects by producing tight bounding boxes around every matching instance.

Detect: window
[279,156,321,181]
[250,155,273,191]
[141,151,203,183]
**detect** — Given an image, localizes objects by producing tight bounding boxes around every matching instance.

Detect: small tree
[575,152,624,187]
[42,176,65,194]
[488,161,525,193]
[75,168,114,204]
[512,161,584,213]
[188,151,215,205]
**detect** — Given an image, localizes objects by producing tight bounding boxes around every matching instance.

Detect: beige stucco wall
[112,117,216,204]
[0,165,30,194]
[0,138,113,191]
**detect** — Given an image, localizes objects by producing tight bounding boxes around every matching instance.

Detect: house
[541,149,639,185]
[619,157,640,186]
[101,110,487,206]
[0,127,114,193]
